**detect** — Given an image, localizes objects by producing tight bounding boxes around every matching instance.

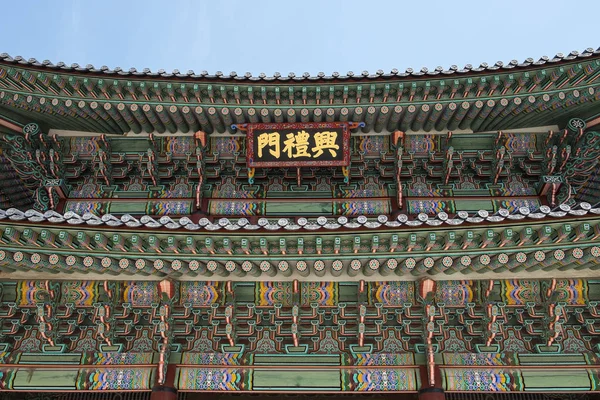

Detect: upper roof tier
[2,48,599,81]
[1,48,600,134]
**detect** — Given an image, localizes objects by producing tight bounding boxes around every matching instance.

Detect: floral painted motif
[500,280,541,305]
[372,281,415,306]
[178,368,246,390]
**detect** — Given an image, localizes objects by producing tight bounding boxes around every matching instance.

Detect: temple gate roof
[0,48,599,134]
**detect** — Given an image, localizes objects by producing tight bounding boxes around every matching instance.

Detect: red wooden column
[418,365,445,400]
[151,363,177,400]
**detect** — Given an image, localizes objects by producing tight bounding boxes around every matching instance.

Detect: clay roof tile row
[0,202,595,232]
[1,47,598,82]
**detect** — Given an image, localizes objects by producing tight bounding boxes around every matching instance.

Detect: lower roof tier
[0,206,599,280]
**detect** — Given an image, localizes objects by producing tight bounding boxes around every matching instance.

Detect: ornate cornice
[1,202,595,231]
[1,203,599,279]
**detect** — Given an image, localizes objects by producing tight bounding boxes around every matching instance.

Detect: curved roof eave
[1,47,600,84]
[0,202,595,233]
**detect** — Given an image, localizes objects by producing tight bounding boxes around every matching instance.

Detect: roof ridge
[1,47,599,82]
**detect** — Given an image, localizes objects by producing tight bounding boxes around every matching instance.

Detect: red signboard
[246,122,351,168]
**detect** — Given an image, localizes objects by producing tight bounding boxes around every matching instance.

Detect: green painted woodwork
[252,354,342,365]
[252,369,342,390]
[110,138,153,153]
[12,369,79,390]
[2,53,600,395]
[107,202,152,214]
[18,354,82,364]
[520,370,591,391]
[267,191,333,198]
[266,201,333,215]
[518,354,588,365]
[447,135,496,150]
[444,199,495,211]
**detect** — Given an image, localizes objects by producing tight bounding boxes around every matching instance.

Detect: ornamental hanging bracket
[231,124,249,132]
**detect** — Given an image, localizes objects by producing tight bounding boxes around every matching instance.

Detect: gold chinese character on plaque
[312,131,339,157]
[283,130,312,158]
[257,132,281,158]
[247,122,351,168]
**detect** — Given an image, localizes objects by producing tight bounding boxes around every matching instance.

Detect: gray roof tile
[1,47,599,82]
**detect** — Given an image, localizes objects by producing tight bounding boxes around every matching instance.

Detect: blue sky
[1,0,599,75]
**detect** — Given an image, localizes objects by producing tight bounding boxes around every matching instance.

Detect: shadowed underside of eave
[0,91,598,135]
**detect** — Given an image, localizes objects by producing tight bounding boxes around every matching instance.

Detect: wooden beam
[0,116,21,132]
